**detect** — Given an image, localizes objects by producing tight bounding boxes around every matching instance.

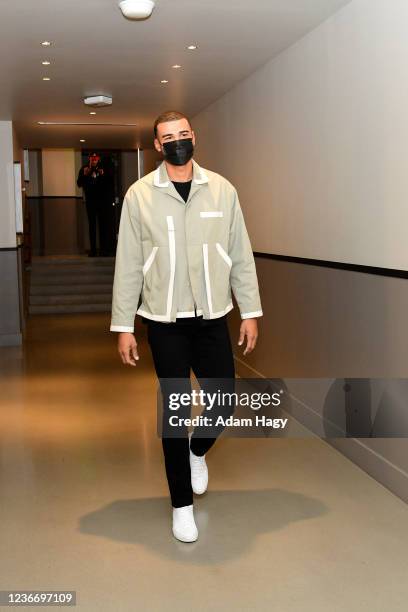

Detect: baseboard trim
[254,251,408,279]
[232,354,408,505]
[330,437,408,505]
[0,333,22,347]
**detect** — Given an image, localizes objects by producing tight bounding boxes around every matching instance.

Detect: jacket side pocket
[143,246,159,276]
[216,242,232,268]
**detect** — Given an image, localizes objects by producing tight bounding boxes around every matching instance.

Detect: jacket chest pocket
[200,211,223,218]
[199,210,227,243]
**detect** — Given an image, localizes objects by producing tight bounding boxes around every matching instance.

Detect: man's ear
[191,130,196,146]
[154,138,162,153]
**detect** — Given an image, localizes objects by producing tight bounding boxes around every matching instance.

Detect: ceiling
[1,0,350,150]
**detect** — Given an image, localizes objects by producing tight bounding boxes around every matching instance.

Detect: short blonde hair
[153,110,192,138]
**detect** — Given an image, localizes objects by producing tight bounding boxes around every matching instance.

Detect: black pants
[85,198,115,255]
[146,315,236,507]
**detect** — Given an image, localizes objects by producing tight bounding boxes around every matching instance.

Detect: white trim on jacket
[202,242,234,318]
[166,216,176,319]
[216,242,232,268]
[153,161,209,188]
[241,310,263,319]
[110,325,135,332]
[142,246,159,276]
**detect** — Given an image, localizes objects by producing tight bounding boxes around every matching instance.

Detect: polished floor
[1,312,408,612]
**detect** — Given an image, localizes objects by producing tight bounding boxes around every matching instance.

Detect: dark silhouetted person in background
[77,152,114,257]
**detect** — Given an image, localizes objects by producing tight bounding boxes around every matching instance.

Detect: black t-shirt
[172,180,192,202]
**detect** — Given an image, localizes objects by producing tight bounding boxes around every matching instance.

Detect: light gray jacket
[110,158,263,331]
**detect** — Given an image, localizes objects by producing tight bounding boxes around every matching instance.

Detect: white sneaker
[172,504,198,542]
[189,433,208,495]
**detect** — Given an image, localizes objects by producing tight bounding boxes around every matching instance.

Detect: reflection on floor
[1,313,407,611]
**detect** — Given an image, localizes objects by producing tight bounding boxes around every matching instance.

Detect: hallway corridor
[0,313,407,611]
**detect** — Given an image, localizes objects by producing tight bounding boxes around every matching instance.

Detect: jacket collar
[153,158,209,189]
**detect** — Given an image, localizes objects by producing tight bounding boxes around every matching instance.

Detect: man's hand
[118,332,139,366]
[83,166,90,175]
[238,319,259,355]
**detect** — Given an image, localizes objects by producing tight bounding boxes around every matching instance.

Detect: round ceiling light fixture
[84,95,113,107]
[118,0,155,20]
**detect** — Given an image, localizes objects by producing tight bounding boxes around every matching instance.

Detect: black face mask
[162,138,194,166]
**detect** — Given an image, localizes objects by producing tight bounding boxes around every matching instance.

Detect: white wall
[74,150,82,198]
[42,149,77,197]
[0,121,16,248]
[121,151,139,195]
[26,151,42,197]
[193,0,408,271]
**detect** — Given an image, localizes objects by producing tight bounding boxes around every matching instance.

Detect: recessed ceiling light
[172,64,182,69]
[90,111,97,115]
[42,60,51,66]
[42,77,51,81]
[34,121,139,126]
[41,41,52,47]
[80,139,86,143]
[187,44,197,50]
[160,79,168,84]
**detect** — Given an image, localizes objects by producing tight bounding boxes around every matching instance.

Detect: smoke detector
[119,0,155,20]
[84,95,113,107]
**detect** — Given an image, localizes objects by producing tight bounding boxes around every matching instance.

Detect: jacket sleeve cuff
[110,325,134,333]
[241,310,263,319]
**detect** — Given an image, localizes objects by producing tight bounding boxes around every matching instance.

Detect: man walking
[110,110,263,542]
